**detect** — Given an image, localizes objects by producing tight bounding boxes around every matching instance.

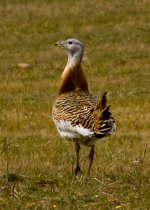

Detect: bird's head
[55,38,84,60]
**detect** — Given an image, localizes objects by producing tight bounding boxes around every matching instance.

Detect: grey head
[55,38,84,60]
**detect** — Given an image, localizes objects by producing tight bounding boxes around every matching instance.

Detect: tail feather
[101,92,107,109]
[101,106,111,120]
[94,92,107,112]
[92,92,115,137]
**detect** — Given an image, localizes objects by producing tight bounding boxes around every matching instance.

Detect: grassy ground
[0,0,150,209]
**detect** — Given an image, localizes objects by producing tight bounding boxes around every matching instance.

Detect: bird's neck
[59,53,89,95]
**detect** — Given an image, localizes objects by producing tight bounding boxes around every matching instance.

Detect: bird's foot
[74,166,81,175]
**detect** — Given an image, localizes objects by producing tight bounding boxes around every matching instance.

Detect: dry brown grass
[0,0,150,209]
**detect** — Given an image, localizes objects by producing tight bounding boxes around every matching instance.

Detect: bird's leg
[88,145,95,175]
[74,142,81,175]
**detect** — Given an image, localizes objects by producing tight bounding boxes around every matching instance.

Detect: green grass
[0,0,150,209]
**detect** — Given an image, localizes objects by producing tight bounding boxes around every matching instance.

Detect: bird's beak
[55,40,66,48]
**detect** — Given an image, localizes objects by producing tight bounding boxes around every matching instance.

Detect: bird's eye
[68,41,73,44]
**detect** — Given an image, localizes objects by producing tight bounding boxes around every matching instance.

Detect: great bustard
[52,38,116,175]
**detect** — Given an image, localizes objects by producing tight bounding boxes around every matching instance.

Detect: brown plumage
[52,38,116,175]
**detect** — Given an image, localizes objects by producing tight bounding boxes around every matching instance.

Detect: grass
[0,0,150,209]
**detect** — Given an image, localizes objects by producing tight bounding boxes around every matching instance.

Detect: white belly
[54,120,94,140]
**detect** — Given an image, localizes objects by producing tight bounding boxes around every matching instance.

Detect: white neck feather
[61,48,84,79]
[59,42,88,94]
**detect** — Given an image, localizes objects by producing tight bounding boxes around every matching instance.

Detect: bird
[52,38,116,175]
